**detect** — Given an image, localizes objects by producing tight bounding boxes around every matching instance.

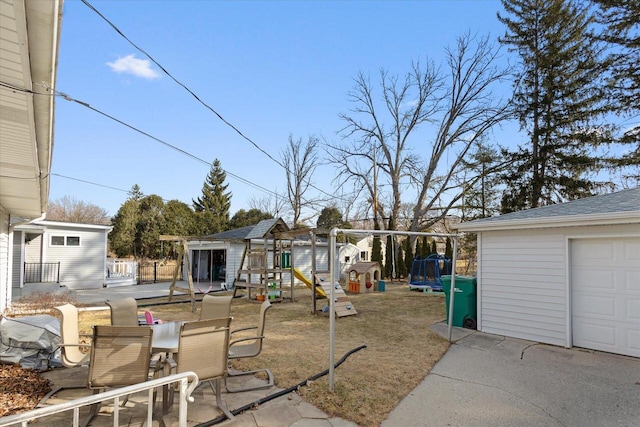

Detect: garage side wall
[479,229,567,346]
[478,223,639,348]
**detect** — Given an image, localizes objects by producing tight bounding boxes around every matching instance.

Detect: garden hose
[196,344,367,426]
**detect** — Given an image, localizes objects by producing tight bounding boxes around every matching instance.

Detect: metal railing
[138,261,183,284]
[0,372,199,427]
[23,262,60,283]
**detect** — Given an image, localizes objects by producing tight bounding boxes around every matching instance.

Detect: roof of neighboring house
[456,187,640,232]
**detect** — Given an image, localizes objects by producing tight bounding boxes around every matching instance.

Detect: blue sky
[51,0,518,220]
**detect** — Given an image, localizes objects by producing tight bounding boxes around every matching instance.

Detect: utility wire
[2,79,280,199]
[80,0,350,204]
[56,90,281,198]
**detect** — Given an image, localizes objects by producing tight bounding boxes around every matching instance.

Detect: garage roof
[456,187,640,231]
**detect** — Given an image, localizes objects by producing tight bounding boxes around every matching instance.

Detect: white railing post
[0,372,199,427]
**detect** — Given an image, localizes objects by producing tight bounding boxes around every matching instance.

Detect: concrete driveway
[382,324,640,427]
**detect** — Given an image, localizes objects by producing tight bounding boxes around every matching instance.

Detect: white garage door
[571,237,640,357]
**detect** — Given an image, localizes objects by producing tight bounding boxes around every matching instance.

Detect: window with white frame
[360,251,369,261]
[51,236,81,247]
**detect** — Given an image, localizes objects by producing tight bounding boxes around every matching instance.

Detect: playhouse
[348,262,382,293]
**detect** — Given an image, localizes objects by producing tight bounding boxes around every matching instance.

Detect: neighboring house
[455,188,640,358]
[12,220,116,291]
[186,218,356,286]
[354,235,386,264]
[0,1,63,312]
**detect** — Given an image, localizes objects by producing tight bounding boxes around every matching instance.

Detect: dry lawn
[9,283,450,426]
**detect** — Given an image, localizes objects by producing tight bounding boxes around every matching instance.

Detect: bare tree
[281,134,319,227]
[330,34,511,236]
[329,62,442,230]
[47,196,111,224]
[248,193,287,218]
[410,34,511,233]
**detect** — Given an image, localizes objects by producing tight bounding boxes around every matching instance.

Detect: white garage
[456,188,640,358]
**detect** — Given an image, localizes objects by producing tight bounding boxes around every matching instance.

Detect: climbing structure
[314,272,357,318]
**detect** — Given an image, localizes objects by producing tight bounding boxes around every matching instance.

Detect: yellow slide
[293,268,326,297]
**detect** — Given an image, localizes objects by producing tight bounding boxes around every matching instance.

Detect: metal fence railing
[23,262,60,284]
[138,261,183,284]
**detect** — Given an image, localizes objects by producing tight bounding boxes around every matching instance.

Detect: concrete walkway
[383,324,640,427]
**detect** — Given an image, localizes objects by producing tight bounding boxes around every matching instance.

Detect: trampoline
[408,254,452,291]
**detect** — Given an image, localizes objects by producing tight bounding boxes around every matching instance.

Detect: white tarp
[0,315,62,371]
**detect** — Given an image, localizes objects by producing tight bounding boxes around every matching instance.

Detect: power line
[79,0,350,204]
[54,90,282,198]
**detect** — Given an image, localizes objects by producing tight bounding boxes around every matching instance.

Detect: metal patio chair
[83,325,154,427]
[199,294,233,320]
[226,300,274,392]
[167,317,235,422]
[106,297,140,326]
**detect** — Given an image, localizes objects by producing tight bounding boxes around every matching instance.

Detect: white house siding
[0,208,8,311]
[479,229,567,346]
[11,231,22,287]
[44,226,107,289]
[478,223,639,348]
[24,233,43,263]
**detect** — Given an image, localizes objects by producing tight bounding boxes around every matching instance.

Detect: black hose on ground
[196,344,367,427]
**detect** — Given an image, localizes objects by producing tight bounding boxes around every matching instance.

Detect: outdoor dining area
[2,295,275,426]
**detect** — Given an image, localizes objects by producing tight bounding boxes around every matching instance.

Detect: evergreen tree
[396,238,407,278]
[193,159,231,234]
[135,195,165,259]
[230,208,273,229]
[592,0,640,184]
[385,234,393,279]
[592,0,639,113]
[110,199,139,258]
[430,239,438,255]
[163,200,197,237]
[385,216,397,278]
[403,237,414,275]
[128,184,144,201]
[445,237,453,260]
[415,238,423,259]
[421,236,430,258]
[371,219,383,266]
[498,0,612,211]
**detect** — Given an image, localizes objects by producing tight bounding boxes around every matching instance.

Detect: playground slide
[293,268,326,297]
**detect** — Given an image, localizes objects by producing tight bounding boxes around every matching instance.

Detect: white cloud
[106,54,159,79]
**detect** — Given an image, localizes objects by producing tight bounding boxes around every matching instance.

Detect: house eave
[454,211,640,232]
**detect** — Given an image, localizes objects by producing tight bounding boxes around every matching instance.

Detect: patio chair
[54,303,92,367]
[199,294,233,320]
[83,325,154,427]
[226,300,274,393]
[38,304,93,406]
[167,317,234,422]
[106,297,140,326]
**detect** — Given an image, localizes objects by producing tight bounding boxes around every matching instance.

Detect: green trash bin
[441,275,477,329]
